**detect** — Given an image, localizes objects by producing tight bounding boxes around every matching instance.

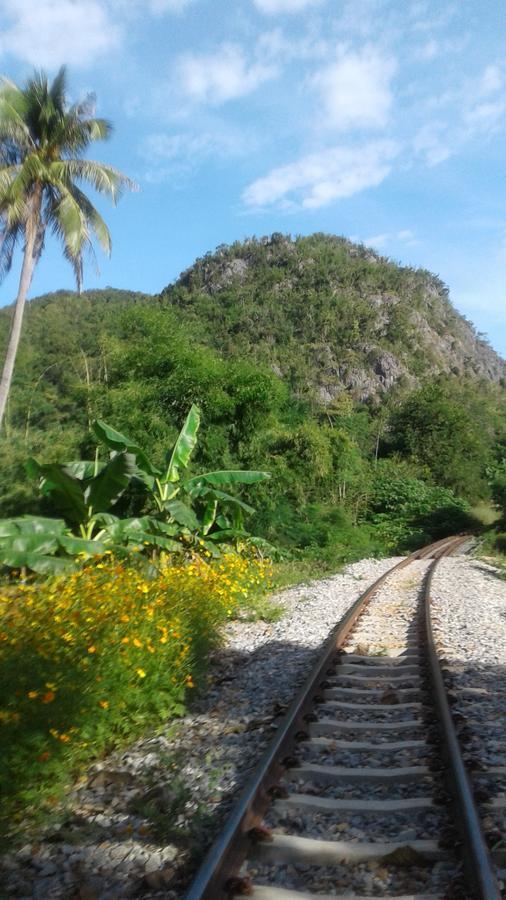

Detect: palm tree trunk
[0,227,37,431]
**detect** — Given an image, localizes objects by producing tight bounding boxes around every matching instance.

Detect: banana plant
[92,405,270,542]
[26,451,137,539]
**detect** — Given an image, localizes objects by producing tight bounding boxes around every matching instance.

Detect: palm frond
[50,159,137,202]
[49,180,94,291]
[70,91,96,118]
[0,86,33,151]
[49,66,67,110]
[67,183,111,255]
[84,117,113,142]
[1,155,49,225]
[0,165,20,200]
[0,221,21,283]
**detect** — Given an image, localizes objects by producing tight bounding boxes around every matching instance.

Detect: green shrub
[367,462,475,551]
[493,532,506,554]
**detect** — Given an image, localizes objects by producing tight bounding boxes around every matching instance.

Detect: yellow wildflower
[41,691,55,704]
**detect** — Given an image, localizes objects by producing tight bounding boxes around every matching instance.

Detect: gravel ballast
[3,552,506,898]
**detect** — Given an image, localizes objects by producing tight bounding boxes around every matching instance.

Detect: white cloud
[111,0,194,13]
[363,229,419,249]
[0,0,120,68]
[254,0,323,13]
[312,46,397,131]
[147,0,193,10]
[416,39,439,60]
[464,99,506,132]
[479,64,503,95]
[415,61,506,166]
[242,139,398,209]
[413,123,452,166]
[177,42,278,105]
[140,127,253,181]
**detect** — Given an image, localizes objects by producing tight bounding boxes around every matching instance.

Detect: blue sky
[1,0,506,354]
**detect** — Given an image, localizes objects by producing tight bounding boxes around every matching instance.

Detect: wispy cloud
[146,0,195,11]
[140,127,254,181]
[0,0,121,68]
[253,0,324,13]
[242,139,398,209]
[311,45,397,131]
[413,122,452,166]
[362,229,419,249]
[414,59,506,166]
[478,64,502,94]
[111,0,195,14]
[177,42,278,105]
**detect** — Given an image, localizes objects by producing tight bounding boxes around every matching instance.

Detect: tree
[388,382,489,499]
[0,67,135,429]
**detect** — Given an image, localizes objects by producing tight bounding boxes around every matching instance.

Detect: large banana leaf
[185,469,269,493]
[0,549,76,575]
[63,460,103,480]
[164,499,199,531]
[89,512,120,529]
[164,404,200,484]
[0,516,67,538]
[92,420,159,476]
[10,534,60,556]
[85,451,137,513]
[100,516,180,551]
[188,485,256,515]
[202,499,218,535]
[125,531,181,551]
[0,521,77,575]
[59,535,107,555]
[205,528,244,541]
[26,459,87,526]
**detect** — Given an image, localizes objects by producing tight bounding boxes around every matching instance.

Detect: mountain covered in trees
[1,232,505,562]
[163,233,505,403]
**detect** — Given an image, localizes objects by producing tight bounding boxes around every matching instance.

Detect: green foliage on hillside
[163,233,505,405]
[1,233,505,564]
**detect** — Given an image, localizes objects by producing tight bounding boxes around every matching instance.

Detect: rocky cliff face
[165,234,506,403]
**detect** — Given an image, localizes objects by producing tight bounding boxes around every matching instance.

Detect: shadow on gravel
[4,638,506,898]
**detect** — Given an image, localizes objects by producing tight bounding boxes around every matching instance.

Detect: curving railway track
[186,536,506,900]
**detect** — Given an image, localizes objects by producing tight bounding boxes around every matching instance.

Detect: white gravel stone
[432,556,506,669]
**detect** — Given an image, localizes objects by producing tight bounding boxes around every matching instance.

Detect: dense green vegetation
[2,233,505,566]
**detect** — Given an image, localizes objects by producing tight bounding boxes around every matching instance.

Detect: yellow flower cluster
[0,552,271,785]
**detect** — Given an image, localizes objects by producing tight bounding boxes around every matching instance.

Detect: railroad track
[186,537,505,900]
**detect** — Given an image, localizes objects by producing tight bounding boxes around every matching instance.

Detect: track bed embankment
[3,552,506,898]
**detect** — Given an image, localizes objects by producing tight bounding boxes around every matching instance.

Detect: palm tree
[0,67,136,429]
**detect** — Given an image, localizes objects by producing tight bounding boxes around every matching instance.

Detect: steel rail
[424,541,502,899]
[185,537,460,900]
